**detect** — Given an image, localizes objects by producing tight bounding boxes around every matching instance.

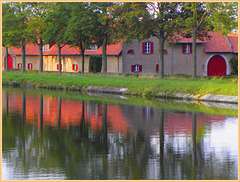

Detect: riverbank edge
[3,81,238,104]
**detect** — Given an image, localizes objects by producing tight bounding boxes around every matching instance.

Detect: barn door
[5,55,13,69]
[207,55,226,76]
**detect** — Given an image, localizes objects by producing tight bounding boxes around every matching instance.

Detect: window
[86,45,98,51]
[156,64,159,72]
[57,64,62,70]
[127,49,135,54]
[43,44,50,51]
[142,42,154,54]
[182,43,192,54]
[163,49,168,55]
[17,63,22,69]
[131,64,142,72]
[28,63,33,70]
[72,64,78,71]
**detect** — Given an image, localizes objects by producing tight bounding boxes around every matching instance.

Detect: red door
[207,55,226,76]
[7,55,13,69]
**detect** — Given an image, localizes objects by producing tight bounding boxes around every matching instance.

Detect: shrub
[229,56,238,75]
[89,55,102,73]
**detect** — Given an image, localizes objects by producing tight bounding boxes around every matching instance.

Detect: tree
[5,3,32,73]
[2,3,18,71]
[115,2,184,78]
[65,2,96,73]
[44,2,71,74]
[28,2,54,73]
[182,2,238,79]
[91,2,121,74]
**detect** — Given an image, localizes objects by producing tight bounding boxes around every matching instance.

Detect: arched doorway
[5,55,13,69]
[207,55,226,76]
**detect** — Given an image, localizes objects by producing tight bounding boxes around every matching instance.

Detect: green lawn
[2,71,238,96]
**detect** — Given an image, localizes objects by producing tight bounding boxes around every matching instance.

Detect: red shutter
[139,65,142,72]
[27,63,29,69]
[182,44,185,54]
[190,44,192,53]
[17,64,19,69]
[76,64,78,70]
[57,64,59,70]
[131,65,134,72]
[150,42,154,54]
[156,64,159,72]
[61,64,62,70]
[72,64,74,70]
[142,42,145,54]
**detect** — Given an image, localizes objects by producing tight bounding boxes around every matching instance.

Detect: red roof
[204,32,233,53]
[227,34,238,53]
[173,34,206,43]
[13,42,122,56]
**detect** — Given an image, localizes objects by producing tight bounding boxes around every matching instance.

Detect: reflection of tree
[39,94,43,130]
[2,90,238,180]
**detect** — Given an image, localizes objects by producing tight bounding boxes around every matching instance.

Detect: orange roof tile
[204,32,233,53]
[13,42,122,56]
[227,34,238,53]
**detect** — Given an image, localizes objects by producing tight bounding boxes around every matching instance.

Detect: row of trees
[2,2,238,78]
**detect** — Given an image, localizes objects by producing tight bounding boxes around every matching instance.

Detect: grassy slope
[2,71,238,96]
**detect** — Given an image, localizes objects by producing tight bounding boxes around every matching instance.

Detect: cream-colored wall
[14,54,123,73]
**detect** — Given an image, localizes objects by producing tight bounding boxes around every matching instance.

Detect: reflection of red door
[6,55,13,69]
[207,55,226,76]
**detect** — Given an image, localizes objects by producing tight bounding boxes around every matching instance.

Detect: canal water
[2,87,238,180]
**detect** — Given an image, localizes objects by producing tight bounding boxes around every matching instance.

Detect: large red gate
[207,55,226,76]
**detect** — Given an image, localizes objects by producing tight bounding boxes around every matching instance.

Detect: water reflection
[2,89,238,180]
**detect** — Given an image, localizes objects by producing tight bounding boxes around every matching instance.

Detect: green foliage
[89,55,102,73]
[229,56,238,75]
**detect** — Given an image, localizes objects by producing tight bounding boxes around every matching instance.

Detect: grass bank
[2,71,238,96]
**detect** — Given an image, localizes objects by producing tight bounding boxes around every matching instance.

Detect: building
[3,31,238,76]
[122,31,238,76]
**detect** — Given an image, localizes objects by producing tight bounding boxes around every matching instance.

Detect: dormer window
[87,45,98,51]
[43,44,50,51]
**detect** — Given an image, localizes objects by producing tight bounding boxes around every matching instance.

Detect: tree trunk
[5,47,8,71]
[158,36,165,79]
[58,44,62,74]
[102,34,107,74]
[192,30,197,79]
[21,39,26,73]
[81,50,85,73]
[39,38,43,73]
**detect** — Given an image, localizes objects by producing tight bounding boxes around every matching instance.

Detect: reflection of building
[3,90,227,136]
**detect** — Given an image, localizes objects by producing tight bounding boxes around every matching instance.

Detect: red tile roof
[204,32,233,53]
[173,34,206,43]
[227,34,238,53]
[13,42,122,56]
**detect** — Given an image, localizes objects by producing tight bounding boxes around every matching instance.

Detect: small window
[43,44,50,51]
[182,43,192,54]
[131,64,142,72]
[72,64,78,71]
[163,49,168,55]
[17,63,22,69]
[28,63,33,70]
[86,45,98,51]
[145,42,150,54]
[57,64,62,70]
[127,49,135,54]
[142,42,154,54]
